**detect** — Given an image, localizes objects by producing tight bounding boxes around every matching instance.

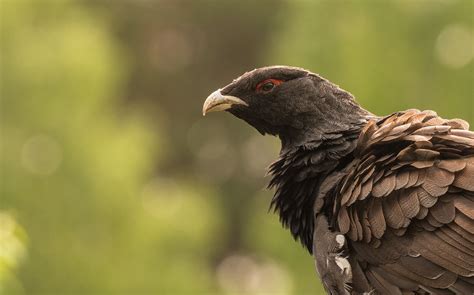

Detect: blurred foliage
[270,0,473,122]
[0,0,472,294]
[0,212,28,293]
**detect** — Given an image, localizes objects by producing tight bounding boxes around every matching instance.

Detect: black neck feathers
[268,125,365,252]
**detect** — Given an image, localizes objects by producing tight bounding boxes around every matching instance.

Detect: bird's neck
[268,120,368,252]
[278,109,372,152]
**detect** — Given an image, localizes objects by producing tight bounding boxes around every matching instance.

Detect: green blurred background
[1,0,472,294]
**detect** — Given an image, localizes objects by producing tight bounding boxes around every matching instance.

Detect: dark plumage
[203,66,474,295]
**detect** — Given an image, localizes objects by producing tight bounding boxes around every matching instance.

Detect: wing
[334,110,474,294]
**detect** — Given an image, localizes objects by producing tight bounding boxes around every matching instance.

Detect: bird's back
[321,109,474,294]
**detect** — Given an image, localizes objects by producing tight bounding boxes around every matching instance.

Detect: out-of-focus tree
[269,0,473,122]
[0,212,28,293]
[1,0,223,293]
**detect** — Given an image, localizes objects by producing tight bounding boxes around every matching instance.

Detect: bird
[202,66,474,295]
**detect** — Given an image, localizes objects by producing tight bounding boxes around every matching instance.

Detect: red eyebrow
[256,79,284,92]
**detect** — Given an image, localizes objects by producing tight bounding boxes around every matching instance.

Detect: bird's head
[203,66,369,147]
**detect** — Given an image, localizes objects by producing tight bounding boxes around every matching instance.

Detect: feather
[413,149,440,161]
[435,228,473,255]
[412,234,473,276]
[348,207,359,241]
[373,170,385,185]
[448,223,474,244]
[348,181,362,205]
[403,134,433,142]
[418,219,437,231]
[413,140,433,149]
[387,123,412,137]
[372,121,396,139]
[453,161,474,191]
[360,179,373,200]
[398,190,420,219]
[418,231,474,269]
[353,207,364,241]
[429,200,455,224]
[338,205,350,234]
[424,167,455,188]
[438,134,474,146]
[426,213,444,228]
[340,188,353,206]
[372,267,419,291]
[399,256,446,280]
[412,125,451,135]
[372,173,396,197]
[417,189,438,208]
[395,171,410,190]
[450,129,474,138]
[384,261,457,289]
[406,170,419,187]
[416,206,429,219]
[360,165,376,183]
[410,161,434,169]
[421,181,449,198]
[368,199,386,239]
[424,117,446,126]
[453,196,474,219]
[392,227,407,236]
[454,212,474,235]
[450,279,474,295]
[436,159,467,172]
[366,269,402,295]
[383,194,409,229]
[414,169,426,186]
[446,118,470,130]
[439,226,474,252]
[361,209,372,243]
[350,258,373,292]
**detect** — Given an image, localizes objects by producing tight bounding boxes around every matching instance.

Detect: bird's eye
[256,79,283,93]
[261,81,274,91]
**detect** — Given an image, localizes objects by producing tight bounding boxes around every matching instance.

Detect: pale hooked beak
[202,89,248,116]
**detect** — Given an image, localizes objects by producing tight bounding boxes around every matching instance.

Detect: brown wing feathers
[335,110,474,293]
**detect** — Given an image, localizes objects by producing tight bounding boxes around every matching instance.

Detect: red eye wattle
[256,79,283,92]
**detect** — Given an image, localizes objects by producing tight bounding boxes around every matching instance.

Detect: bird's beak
[202,89,248,116]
